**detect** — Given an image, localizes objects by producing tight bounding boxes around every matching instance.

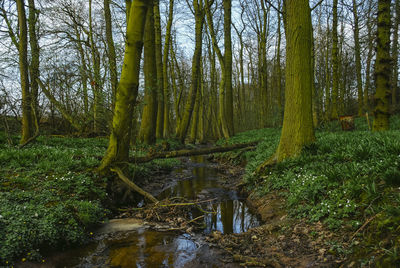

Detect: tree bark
[139,3,158,144]
[331,0,339,120]
[373,0,391,131]
[266,0,315,163]
[104,0,118,113]
[17,0,35,145]
[176,0,204,142]
[98,0,149,173]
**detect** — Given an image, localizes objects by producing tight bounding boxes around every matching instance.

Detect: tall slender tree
[138,3,158,144]
[331,0,339,119]
[17,0,35,144]
[176,0,204,142]
[373,0,391,131]
[104,0,118,112]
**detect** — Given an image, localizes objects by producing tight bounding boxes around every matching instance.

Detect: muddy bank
[207,189,345,267]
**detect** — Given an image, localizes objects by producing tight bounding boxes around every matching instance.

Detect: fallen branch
[130,141,259,163]
[111,167,158,203]
[349,213,380,242]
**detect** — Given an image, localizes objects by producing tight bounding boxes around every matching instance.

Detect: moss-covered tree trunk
[373,0,391,131]
[163,0,174,137]
[268,0,315,163]
[331,0,339,120]
[138,4,158,144]
[176,0,204,142]
[154,0,164,139]
[104,0,118,113]
[392,0,400,112]
[223,0,234,136]
[364,0,374,113]
[28,0,39,128]
[89,0,103,133]
[98,0,149,173]
[17,0,35,145]
[352,0,363,116]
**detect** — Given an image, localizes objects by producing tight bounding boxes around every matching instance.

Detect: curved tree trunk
[98,0,149,173]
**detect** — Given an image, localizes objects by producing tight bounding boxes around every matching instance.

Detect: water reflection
[107,230,196,268]
[158,156,259,234]
[48,155,258,267]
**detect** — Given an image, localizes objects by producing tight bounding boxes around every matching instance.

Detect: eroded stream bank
[26,155,260,267]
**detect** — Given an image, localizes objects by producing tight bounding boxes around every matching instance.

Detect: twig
[349,213,380,242]
[188,215,205,224]
[265,0,283,15]
[311,0,324,11]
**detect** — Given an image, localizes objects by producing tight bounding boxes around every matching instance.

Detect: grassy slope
[220,116,400,266]
[0,135,180,265]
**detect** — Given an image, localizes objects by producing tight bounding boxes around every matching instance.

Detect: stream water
[44,156,259,267]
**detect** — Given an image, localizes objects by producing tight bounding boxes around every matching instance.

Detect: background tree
[373,0,391,131]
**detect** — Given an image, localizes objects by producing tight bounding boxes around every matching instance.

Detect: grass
[220,115,400,266]
[0,134,181,265]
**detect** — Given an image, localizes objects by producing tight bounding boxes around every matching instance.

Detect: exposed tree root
[111,167,158,203]
[130,141,258,163]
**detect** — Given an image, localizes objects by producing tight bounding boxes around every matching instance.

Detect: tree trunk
[104,0,118,113]
[268,0,315,163]
[373,0,391,131]
[392,0,400,112]
[28,0,40,128]
[154,0,164,139]
[163,0,174,138]
[223,0,234,136]
[352,0,363,116]
[331,0,339,120]
[176,0,204,142]
[138,4,158,144]
[98,0,149,173]
[17,0,35,145]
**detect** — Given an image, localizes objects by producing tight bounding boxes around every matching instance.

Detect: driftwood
[111,167,158,203]
[130,141,258,163]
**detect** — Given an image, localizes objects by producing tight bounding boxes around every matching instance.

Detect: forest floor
[1,116,400,266]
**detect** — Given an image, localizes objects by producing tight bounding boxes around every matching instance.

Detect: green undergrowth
[221,116,400,266]
[0,134,181,265]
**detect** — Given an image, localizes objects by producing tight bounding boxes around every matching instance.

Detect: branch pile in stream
[118,197,217,233]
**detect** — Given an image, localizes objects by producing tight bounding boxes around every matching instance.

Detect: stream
[43,156,259,267]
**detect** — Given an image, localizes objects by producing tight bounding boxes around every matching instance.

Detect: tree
[392,0,400,112]
[331,0,339,120]
[262,0,315,164]
[138,3,158,144]
[17,0,35,144]
[104,0,118,112]
[351,0,363,116]
[373,0,391,131]
[98,0,149,173]
[162,0,174,137]
[176,0,204,142]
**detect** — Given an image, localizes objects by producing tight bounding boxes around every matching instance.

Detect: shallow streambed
[31,156,259,267]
